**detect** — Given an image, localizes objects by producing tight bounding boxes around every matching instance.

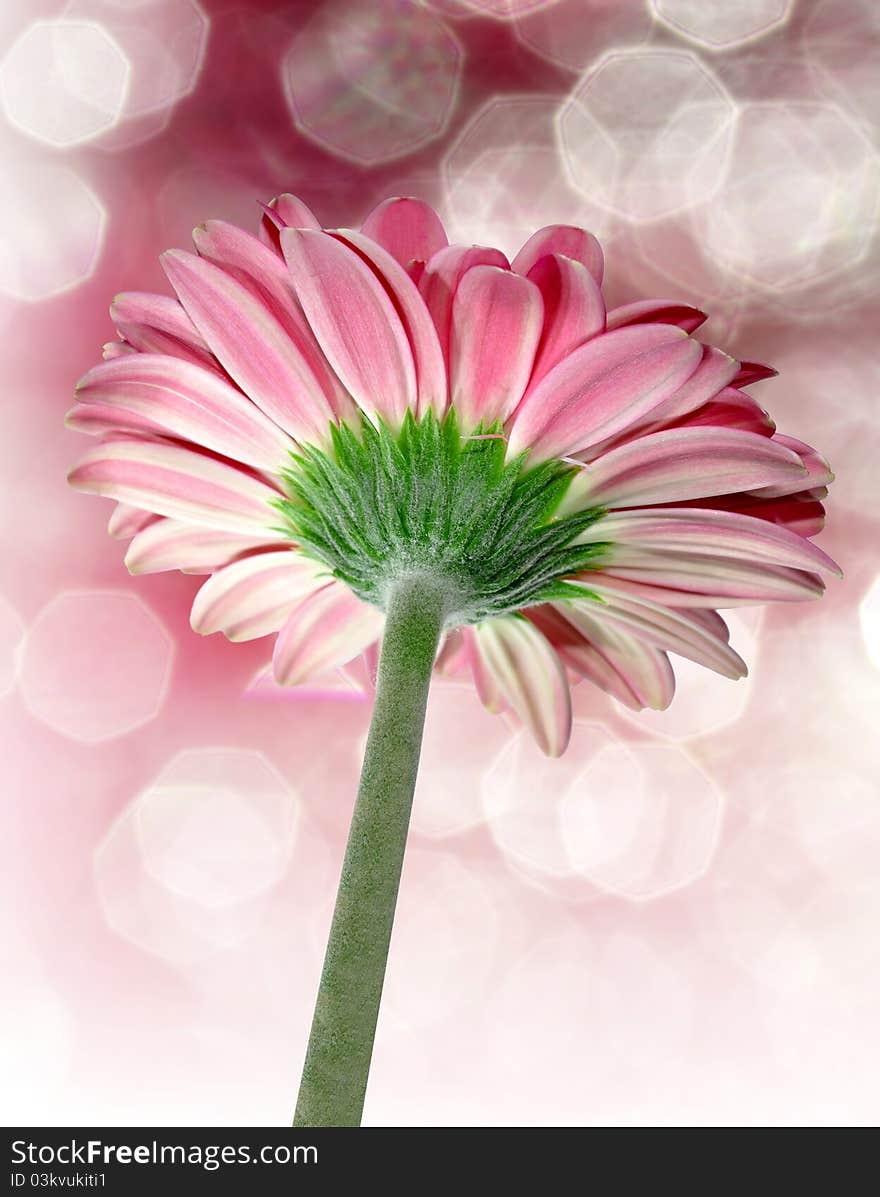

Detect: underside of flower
[66,193,840,756]
[277,410,606,624]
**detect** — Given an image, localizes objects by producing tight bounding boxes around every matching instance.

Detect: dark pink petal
[450,265,543,427]
[332,228,448,417]
[472,616,572,756]
[73,354,295,473]
[191,550,327,641]
[511,224,604,285]
[526,253,605,386]
[731,360,777,388]
[126,519,282,575]
[509,325,702,462]
[359,197,448,271]
[272,582,384,685]
[193,220,354,420]
[68,438,281,533]
[161,249,337,442]
[280,228,417,424]
[418,244,510,366]
[561,427,808,512]
[605,299,707,334]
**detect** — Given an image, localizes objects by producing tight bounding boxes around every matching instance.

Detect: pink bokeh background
[2,0,878,1126]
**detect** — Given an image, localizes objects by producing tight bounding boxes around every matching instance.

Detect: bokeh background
[1,0,878,1127]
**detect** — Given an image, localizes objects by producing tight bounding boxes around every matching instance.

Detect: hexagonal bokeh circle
[482,728,724,900]
[0,162,106,301]
[651,0,793,50]
[0,19,130,148]
[700,101,880,291]
[95,748,300,961]
[557,49,737,223]
[282,0,462,166]
[20,590,172,743]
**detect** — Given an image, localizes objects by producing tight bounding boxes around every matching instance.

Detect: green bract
[275,410,608,626]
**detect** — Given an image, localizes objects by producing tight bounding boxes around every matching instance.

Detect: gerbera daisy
[67,195,838,1125]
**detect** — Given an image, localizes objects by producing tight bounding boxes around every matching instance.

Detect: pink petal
[272,581,384,685]
[102,341,137,359]
[192,220,354,420]
[68,438,281,533]
[511,224,604,285]
[747,435,834,496]
[560,585,747,678]
[418,244,510,366]
[731,360,777,387]
[667,388,775,436]
[526,253,605,385]
[108,502,156,539]
[597,556,826,605]
[161,249,336,443]
[126,519,283,575]
[191,550,327,641]
[589,507,841,575]
[560,427,808,513]
[527,603,674,710]
[110,291,211,355]
[450,265,543,427]
[332,228,447,417]
[472,616,572,756]
[359,197,448,270]
[508,325,702,462]
[258,192,321,250]
[605,299,707,334]
[280,228,417,424]
[73,354,295,473]
[462,626,508,713]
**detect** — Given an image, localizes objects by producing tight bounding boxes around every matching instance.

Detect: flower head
[68,195,839,755]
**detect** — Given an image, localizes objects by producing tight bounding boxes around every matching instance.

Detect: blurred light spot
[0,592,25,697]
[651,0,793,50]
[65,0,210,151]
[20,590,172,742]
[557,50,737,223]
[456,0,557,16]
[95,748,299,961]
[699,102,880,292]
[559,742,724,899]
[709,883,819,993]
[859,574,880,671]
[134,749,298,907]
[805,0,880,137]
[282,0,462,166]
[0,19,130,147]
[514,0,653,74]
[481,721,635,891]
[411,682,514,839]
[0,161,106,301]
[618,611,760,739]
[442,95,610,257]
[382,850,498,1026]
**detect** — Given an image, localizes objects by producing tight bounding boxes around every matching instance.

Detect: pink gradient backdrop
[2,0,878,1126]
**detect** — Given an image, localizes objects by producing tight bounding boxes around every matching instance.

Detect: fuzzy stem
[293,574,446,1126]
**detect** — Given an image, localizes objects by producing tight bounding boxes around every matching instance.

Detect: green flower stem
[293,573,447,1127]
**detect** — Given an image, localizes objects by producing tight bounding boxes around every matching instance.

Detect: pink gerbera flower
[68,195,838,1127]
[68,194,837,756]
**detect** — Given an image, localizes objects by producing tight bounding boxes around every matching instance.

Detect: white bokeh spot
[651,0,794,51]
[557,49,737,223]
[0,19,130,147]
[20,590,172,742]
